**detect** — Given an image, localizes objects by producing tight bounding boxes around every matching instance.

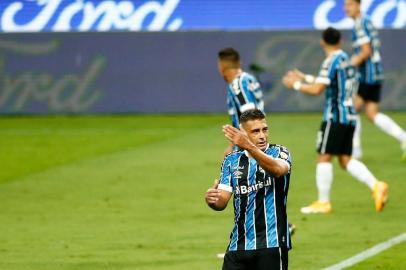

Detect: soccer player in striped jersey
[344,0,406,160]
[283,27,388,214]
[218,48,264,154]
[217,48,296,235]
[205,109,291,270]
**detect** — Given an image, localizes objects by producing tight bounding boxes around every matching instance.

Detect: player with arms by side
[283,27,388,214]
[205,109,291,270]
[344,0,406,160]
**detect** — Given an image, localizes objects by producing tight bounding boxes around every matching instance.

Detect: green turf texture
[0,113,405,270]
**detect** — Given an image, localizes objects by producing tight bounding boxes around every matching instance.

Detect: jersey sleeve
[273,145,292,173]
[218,155,234,193]
[315,57,335,85]
[354,18,371,46]
[230,76,257,113]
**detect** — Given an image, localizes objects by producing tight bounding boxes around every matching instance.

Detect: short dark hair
[322,27,341,45]
[354,0,361,3]
[239,109,265,124]
[218,47,240,63]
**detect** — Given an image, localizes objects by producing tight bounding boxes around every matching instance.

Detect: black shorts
[316,121,355,155]
[357,83,382,102]
[222,248,288,270]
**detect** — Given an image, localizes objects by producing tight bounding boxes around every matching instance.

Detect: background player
[217,48,296,235]
[205,109,291,270]
[282,27,388,214]
[344,0,406,160]
[217,48,264,155]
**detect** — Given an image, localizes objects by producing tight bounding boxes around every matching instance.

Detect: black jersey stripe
[254,165,267,249]
[236,154,249,250]
[274,176,288,247]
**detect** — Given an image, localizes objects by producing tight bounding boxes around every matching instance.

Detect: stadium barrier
[0,30,405,114]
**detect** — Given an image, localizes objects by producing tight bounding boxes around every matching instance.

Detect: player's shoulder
[267,144,291,156]
[335,50,350,65]
[361,15,372,24]
[356,15,373,29]
[223,150,244,162]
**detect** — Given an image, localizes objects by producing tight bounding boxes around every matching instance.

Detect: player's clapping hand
[293,69,305,80]
[205,179,221,205]
[282,72,297,89]
[223,125,252,150]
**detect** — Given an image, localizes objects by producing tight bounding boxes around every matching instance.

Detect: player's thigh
[255,248,288,270]
[354,94,365,112]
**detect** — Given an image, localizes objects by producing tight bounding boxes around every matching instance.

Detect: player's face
[344,0,360,18]
[242,119,269,151]
[217,60,227,80]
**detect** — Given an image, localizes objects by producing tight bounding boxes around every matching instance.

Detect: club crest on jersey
[280,151,288,160]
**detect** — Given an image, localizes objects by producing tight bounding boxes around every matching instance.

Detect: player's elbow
[314,86,325,96]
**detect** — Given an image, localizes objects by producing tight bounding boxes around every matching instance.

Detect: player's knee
[338,156,350,169]
[366,111,376,122]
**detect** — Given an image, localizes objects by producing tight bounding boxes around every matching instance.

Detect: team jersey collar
[244,143,269,158]
[327,49,344,58]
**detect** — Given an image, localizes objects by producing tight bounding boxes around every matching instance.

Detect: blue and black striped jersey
[316,50,357,125]
[218,144,292,251]
[227,72,264,128]
[352,16,384,84]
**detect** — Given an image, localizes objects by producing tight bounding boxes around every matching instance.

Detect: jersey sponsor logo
[235,178,272,195]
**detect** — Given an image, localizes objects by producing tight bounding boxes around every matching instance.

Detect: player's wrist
[293,81,302,91]
[304,74,315,84]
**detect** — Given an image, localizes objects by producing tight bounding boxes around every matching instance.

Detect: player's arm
[244,145,288,177]
[351,43,372,66]
[282,72,326,96]
[222,125,289,178]
[205,179,232,211]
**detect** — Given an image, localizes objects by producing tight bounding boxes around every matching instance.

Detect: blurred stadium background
[0,1,405,269]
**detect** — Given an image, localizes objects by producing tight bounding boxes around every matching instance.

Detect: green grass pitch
[0,113,405,270]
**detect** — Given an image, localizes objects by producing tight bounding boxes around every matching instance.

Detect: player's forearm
[245,145,287,178]
[295,83,325,96]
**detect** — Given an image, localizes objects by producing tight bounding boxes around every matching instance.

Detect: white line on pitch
[321,232,406,270]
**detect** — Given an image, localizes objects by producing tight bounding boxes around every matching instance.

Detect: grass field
[0,113,405,270]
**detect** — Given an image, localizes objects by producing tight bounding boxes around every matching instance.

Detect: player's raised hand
[293,69,305,80]
[223,124,252,150]
[205,179,221,204]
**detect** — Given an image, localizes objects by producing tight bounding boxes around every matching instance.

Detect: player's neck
[225,68,242,83]
[353,11,361,20]
[325,46,341,56]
